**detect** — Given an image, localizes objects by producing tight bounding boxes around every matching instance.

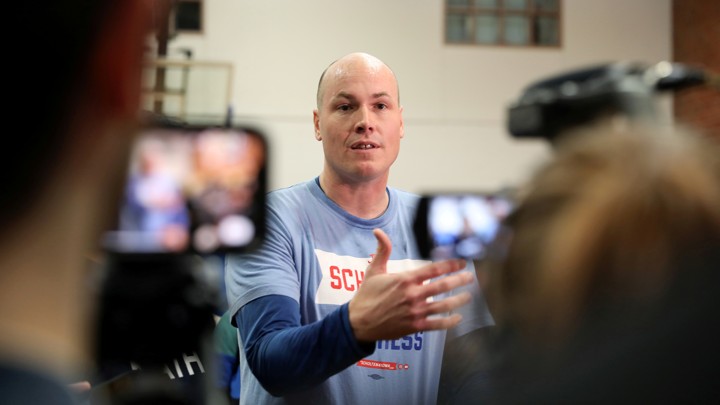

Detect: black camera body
[507,61,709,143]
[91,115,269,404]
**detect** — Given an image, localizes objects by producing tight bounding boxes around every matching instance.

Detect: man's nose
[354,106,374,134]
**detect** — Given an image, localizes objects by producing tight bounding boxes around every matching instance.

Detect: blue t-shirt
[226,178,494,404]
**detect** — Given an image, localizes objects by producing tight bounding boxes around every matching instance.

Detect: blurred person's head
[494,125,720,339]
[0,0,156,378]
[313,52,404,186]
[4,2,155,227]
[487,124,720,401]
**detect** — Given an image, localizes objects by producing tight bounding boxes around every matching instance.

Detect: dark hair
[2,2,115,226]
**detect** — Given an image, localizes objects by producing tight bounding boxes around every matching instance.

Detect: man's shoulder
[388,187,421,209]
[390,187,420,200]
[267,180,316,206]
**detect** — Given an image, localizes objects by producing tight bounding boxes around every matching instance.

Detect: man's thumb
[366,228,392,277]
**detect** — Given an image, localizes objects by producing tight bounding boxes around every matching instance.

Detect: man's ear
[399,105,404,139]
[88,0,155,119]
[313,109,322,141]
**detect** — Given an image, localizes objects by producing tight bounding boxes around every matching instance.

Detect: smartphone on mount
[102,120,267,256]
[413,192,515,261]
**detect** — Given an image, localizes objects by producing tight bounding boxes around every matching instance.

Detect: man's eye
[376,103,388,110]
[337,105,351,111]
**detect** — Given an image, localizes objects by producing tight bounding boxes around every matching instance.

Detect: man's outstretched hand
[348,228,473,343]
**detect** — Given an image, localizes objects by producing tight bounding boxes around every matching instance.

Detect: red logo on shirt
[357,360,397,370]
[329,266,365,292]
[357,360,411,371]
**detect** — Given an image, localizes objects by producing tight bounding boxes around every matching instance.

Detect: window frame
[171,0,204,35]
[444,0,562,48]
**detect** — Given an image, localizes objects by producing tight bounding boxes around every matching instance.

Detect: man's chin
[349,167,390,184]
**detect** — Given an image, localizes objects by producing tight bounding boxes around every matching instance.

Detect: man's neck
[319,172,390,219]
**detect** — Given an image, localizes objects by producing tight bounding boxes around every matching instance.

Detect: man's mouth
[351,142,378,150]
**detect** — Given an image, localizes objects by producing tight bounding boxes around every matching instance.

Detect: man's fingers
[372,228,392,262]
[414,313,464,332]
[409,258,467,283]
[420,271,474,299]
[366,228,392,277]
[423,292,472,315]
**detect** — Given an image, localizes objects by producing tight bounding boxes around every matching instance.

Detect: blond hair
[490,124,720,347]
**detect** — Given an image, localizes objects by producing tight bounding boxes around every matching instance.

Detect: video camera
[507,61,713,144]
[91,113,268,405]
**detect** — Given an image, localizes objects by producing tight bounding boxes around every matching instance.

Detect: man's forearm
[236,295,375,396]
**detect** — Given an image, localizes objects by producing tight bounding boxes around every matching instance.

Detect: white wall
[156,0,671,194]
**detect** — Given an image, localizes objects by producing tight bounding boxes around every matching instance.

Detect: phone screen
[414,193,514,260]
[102,124,266,255]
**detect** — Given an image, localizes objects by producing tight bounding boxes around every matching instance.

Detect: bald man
[225,52,494,404]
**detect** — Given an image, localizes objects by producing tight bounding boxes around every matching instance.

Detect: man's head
[3,1,155,235]
[0,1,155,373]
[313,52,404,185]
